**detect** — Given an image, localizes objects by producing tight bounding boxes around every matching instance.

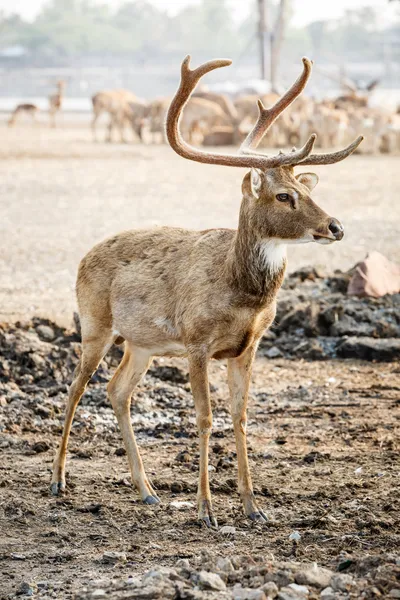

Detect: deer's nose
[329,218,344,240]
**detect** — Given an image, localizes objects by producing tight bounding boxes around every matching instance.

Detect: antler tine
[240,57,313,153]
[297,135,364,166]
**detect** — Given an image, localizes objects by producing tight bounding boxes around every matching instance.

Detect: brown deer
[49,80,66,128]
[8,103,39,127]
[91,89,142,143]
[50,56,363,527]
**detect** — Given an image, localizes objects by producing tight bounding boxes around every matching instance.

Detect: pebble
[198,570,226,591]
[289,531,301,542]
[320,588,336,600]
[219,525,236,537]
[176,558,190,569]
[389,590,400,599]
[216,557,235,573]
[232,587,267,600]
[331,573,354,592]
[287,583,309,597]
[261,581,279,598]
[101,551,127,564]
[36,324,56,341]
[265,346,283,359]
[16,582,34,596]
[169,500,195,510]
[91,591,106,598]
[295,564,333,589]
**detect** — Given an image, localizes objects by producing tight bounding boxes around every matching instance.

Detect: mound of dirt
[261,267,400,362]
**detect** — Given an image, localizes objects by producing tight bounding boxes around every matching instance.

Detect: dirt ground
[0,121,399,599]
[0,318,399,598]
[0,121,399,325]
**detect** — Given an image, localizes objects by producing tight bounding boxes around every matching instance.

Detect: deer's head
[166,56,363,249]
[242,165,343,245]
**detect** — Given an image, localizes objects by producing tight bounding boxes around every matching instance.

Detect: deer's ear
[250,168,263,199]
[296,172,319,192]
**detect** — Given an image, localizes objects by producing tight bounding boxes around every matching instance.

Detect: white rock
[261,581,279,598]
[176,558,190,569]
[320,587,335,600]
[91,591,106,598]
[219,525,236,537]
[216,556,234,572]
[389,590,400,599]
[295,564,334,589]
[289,531,301,542]
[331,573,354,592]
[169,501,195,510]
[288,583,309,597]
[198,570,226,591]
[232,587,267,600]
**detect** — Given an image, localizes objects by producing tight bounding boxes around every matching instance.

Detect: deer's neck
[227,201,287,305]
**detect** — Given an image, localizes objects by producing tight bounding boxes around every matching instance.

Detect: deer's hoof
[143,494,160,505]
[248,510,268,523]
[200,515,218,529]
[50,481,65,496]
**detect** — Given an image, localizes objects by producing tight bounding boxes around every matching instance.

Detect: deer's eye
[276,193,291,202]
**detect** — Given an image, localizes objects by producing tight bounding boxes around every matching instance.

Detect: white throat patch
[257,240,287,274]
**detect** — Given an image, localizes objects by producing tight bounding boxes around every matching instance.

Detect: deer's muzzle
[328,218,344,240]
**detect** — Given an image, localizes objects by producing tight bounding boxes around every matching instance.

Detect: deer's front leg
[228,344,268,523]
[188,351,217,528]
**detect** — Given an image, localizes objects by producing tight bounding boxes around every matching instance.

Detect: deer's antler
[166,56,363,170]
[166,56,316,170]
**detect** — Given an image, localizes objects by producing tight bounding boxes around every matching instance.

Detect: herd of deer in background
[7,74,400,154]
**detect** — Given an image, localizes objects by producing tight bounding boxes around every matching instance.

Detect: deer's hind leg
[107,344,158,504]
[51,330,114,495]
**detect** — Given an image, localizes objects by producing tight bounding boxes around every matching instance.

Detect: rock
[320,588,335,600]
[176,558,190,569]
[91,591,106,598]
[175,450,191,463]
[277,590,300,600]
[265,571,293,588]
[336,337,400,361]
[216,557,234,573]
[232,588,267,600]
[101,551,127,564]
[32,440,50,453]
[16,582,34,596]
[150,365,189,384]
[261,582,279,598]
[389,590,400,599]
[219,525,236,537]
[169,501,194,511]
[330,574,354,592]
[289,531,301,542]
[329,316,374,337]
[295,564,334,589]
[348,251,400,298]
[36,324,55,341]
[287,583,309,597]
[198,570,226,591]
[265,346,283,359]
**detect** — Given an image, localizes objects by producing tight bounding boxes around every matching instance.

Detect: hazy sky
[1,0,397,26]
